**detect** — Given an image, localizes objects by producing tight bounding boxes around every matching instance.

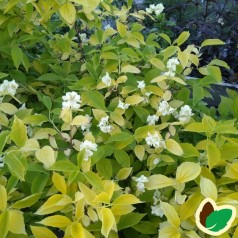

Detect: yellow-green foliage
[0,0,236,238]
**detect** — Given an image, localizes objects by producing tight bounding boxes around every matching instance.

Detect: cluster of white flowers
[62,91,81,110]
[104,24,112,30]
[118,99,130,110]
[79,140,98,161]
[174,105,194,123]
[147,115,159,125]
[102,72,112,86]
[79,33,88,44]
[81,114,92,133]
[0,156,4,168]
[163,57,180,77]
[98,116,112,133]
[151,190,164,217]
[137,80,146,89]
[151,205,164,217]
[158,100,175,116]
[175,191,187,205]
[145,132,166,149]
[0,80,19,96]
[146,3,164,16]
[135,175,148,192]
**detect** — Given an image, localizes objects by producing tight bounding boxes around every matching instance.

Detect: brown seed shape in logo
[199,201,214,226]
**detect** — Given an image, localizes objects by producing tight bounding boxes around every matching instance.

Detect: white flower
[176,105,194,123]
[175,191,187,205]
[118,99,129,110]
[149,4,156,10]
[135,175,149,192]
[79,33,88,43]
[153,158,161,165]
[145,92,152,97]
[146,7,152,14]
[104,24,112,30]
[98,116,112,133]
[137,80,146,89]
[163,70,175,77]
[0,80,19,96]
[154,3,164,16]
[218,17,224,25]
[81,114,92,133]
[145,132,166,149]
[147,115,159,125]
[153,190,161,205]
[167,57,180,71]
[102,72,112,86]
[62,91,81,110]
[151,205,164,217]
[79,140,98,161]
[158,100,175,116]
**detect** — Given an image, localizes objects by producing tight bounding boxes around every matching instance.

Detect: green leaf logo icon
[195,198,236,236]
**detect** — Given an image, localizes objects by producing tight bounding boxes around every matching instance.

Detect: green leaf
[49,160,78,171]
[4,152,27,181]
[114,150,130,168]
[133,106,150,123]
[82,90,107,111]
[193,85,204,106]
[11,193,42,209]
[96,159,113,179]
[0,131,10,154]
[106,132,133,143]
[10,116,28,147]
[42,96,52,111]
[84,171,104,191]
[117,213,146,230]
[206,209,233,232]
[37,73,63,82]
[11,46,23,69]
[174,31,190,46]
[116,20,127,38]
[60,3,76,25]
[0,103,18,115]
[201,39,225,48]
[0,211,9,238]
[133,221,158,234]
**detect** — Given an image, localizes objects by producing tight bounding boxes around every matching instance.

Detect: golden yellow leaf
[71,223,85,238]
[116,167,132,180]
[35,194,72,215]
[100,208,116,238]
[52,172,67,194]
[113,194,141,205]
[165,139,183,156]
[160,201,180,228]
[134,145,145,161]
[31,226,57,238]
[0,185,7,211]
[38,215,71,228]
[71,115,89,126]
[111,204,135,216]
[146,174,175,190]
[78,182,97,206]
[200,177,218,201]
[35,146,56,168]
[8,210,26,234]
[176,162,201,183]
[125,95,144,105]
[60,3,76,25]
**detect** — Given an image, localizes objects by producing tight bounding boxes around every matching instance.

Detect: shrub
[0,1,237,238]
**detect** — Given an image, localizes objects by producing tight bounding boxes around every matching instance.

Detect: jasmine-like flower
[151,205,164,217]
[79,140,98,161]
[147,115,159,125]
[79,33,88,44]
[118,99,130,110]
[81,114,92,133]
[145,132,166,149]
[157,100,175,116]
[137,80,146,89]
[98,116,112,133]
[176,105,194,123]
[62,91,81,110]
[102,72,112,86]
[0,79,19,96]
[135,175,149,192]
